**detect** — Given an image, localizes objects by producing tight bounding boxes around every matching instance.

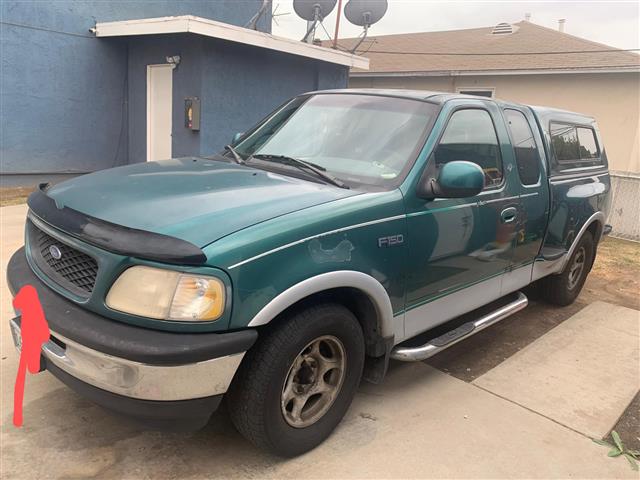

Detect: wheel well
[260,287,386,359]
[586,220,602,243]
[586,220,602,269]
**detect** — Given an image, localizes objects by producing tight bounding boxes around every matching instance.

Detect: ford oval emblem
[49,245,62,260]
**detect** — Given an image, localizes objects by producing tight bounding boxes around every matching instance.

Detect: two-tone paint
[22,90,610,356]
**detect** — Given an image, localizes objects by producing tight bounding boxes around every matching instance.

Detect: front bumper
[8,247,258,429]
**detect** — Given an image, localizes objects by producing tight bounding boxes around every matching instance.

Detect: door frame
[146,63,175,162]
[400,99,520,339]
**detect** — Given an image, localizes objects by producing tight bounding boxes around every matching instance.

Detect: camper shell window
[550,122,602,171]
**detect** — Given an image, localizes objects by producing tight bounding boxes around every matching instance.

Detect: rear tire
[227,303,365,457]
[540,231,594,306]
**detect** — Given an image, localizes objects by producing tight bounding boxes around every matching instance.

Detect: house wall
[350,72,640,174]
[197,40,348,157]
[127,34,349,164]
[0,0,270,181]
[127,34,205,164]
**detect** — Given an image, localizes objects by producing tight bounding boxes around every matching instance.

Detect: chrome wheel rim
[568,246,586,290]
[281,335,346,428]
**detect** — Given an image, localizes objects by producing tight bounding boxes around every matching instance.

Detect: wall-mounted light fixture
[166,55,181,66]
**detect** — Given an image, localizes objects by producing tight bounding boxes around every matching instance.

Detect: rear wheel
[227,303,365,457]
[541,231,594,306]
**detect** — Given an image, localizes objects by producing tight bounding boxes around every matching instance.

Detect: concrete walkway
[0,204,636,479]
[475,301,640,439]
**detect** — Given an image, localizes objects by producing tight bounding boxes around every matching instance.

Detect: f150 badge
[378,235,404,248]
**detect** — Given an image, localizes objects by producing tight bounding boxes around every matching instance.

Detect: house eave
[94,15,369,70]
[350,66,640,77]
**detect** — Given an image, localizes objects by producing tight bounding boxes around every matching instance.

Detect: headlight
[106,266,225,321]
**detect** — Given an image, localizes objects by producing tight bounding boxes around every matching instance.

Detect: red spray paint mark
[12,285,50,427]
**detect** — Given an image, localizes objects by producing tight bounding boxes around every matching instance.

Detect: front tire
[227,303,365,457]
[541,231,594,306]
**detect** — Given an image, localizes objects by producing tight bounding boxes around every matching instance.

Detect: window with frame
[550,122,602,170]
[504,109,541,185]
[434,109,503,189]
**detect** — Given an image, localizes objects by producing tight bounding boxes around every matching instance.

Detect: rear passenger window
[550,122,602,170]
[504,109,541,185]
[435,109,503,189]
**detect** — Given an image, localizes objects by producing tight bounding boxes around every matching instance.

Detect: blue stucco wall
[1,0,270,178]
[126,34,205,164]
[198,40,349,157]
[126,34,349,163]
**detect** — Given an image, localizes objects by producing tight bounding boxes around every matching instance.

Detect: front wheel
[540,231,594,306]
[227,303,365,456]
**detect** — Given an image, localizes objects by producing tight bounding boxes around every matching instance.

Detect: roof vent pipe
[558,18,566,32]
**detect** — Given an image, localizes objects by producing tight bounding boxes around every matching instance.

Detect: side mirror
[231,132,244,145]
[418,161,485,199]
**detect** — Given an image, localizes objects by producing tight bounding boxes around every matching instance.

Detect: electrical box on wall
[184,97,200,131]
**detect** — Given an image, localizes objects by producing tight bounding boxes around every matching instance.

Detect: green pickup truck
[8,89,611,456]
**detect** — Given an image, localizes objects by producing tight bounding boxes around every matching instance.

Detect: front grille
[28,220,98,297]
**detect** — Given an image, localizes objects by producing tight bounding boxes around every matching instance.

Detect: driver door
[402,100,519,339]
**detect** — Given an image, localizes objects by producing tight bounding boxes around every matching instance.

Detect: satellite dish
[293,0,338,42]
[343,0,388,53]
[344,0,388,27]
[293,0,337,22]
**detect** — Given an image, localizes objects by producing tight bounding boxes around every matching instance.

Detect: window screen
[504,109,541,185]
[435,109,503,188]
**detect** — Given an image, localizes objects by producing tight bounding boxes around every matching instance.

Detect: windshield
[233,94,438,189]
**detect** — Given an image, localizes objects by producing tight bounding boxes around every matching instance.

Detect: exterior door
[147,64,173,161]
[402,100,520,339]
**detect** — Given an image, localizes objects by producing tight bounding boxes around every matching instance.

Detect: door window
[504,109,541,185]
[435,109,503,189]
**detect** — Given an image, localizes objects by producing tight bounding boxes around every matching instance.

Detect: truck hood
[45,158,358,247]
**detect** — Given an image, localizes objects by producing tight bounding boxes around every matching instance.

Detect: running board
[390,292,528,362]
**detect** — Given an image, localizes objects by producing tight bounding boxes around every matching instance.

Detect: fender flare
[247,271,395,338]
[558,211,605,272]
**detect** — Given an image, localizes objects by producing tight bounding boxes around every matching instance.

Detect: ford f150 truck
[8,89,611,456]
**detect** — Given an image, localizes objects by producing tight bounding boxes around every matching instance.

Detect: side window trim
[434,106,505,192]
[503,108,542,188]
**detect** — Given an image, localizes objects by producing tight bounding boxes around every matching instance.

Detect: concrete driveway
[1,204,637,479]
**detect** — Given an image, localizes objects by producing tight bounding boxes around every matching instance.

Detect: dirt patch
[1,186,34,207]
[608,392,640,453]
[582,236,640,310]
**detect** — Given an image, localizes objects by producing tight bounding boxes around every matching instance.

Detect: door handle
[501,207,518,224]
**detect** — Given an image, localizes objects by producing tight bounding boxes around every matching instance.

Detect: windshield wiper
[224,145,245,164]
[250,154,348,189]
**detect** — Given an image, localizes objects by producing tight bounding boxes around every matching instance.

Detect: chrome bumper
[9,318,244,401]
